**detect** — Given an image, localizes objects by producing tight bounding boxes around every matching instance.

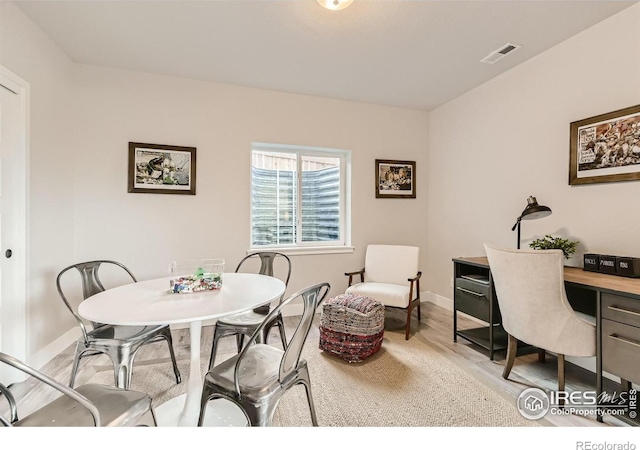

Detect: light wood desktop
[459,256,640,295]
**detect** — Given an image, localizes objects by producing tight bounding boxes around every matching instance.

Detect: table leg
[156,320,204,427]
[177,320,204,426]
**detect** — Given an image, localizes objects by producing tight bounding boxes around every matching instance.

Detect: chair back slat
[75,262,107,299]
[232,282,330,395]
[279,283,329,382]
[56,260,137,340]
[236,252,292,288]
[236,252,292,313]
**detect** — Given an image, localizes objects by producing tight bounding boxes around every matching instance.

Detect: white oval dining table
[78,272,286,427]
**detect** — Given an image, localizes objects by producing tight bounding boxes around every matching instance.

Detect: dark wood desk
[453,256,640,426]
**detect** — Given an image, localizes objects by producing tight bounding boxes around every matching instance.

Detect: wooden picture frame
[128,142,196,195]
[375,159,416,198]
[569,104,640,185]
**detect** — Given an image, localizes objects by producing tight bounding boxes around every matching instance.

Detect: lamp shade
[511,196,552,249]
[520,196,552,221]
[317,0,354,10]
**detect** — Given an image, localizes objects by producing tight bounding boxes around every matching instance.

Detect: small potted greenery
[529,235,579,260]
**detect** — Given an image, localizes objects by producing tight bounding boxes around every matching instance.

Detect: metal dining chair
[0,351,156,426]
[208,252,291,370]
[198,282,330,427]
[56,260,181,389]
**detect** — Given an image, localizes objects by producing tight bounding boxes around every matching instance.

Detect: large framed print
[569,105,640,185]
[375,159,416,198]
[128,142,196,195]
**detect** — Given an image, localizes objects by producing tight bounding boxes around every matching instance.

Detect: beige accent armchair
[345,245,421,340]
[484,244,596,397]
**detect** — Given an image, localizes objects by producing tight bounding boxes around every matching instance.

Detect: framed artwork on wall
[569,104,640,185]
[375,159,416,198]
[128,142,197,195]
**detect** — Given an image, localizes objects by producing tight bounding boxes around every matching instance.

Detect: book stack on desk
[584,253,640,278]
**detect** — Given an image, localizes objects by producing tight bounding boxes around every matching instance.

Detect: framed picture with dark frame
[375,159,416,198]
[128,142,197,195]
[569,104,640,186]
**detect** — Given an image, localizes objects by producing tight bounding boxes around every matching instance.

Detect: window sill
[247,246,355,256]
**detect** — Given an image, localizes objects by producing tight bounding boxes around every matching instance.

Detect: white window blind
[251,143,350,250]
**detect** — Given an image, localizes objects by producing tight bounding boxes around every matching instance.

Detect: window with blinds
[251,143,350,249]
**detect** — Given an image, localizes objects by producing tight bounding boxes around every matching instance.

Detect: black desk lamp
[511,196,552,249]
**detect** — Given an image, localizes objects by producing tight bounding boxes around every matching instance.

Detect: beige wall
[71,64,429,300]
[426,3,640,302]
[1,2,429,360]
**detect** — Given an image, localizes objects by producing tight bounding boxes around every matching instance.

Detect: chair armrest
[408,271,422,302]
[344,268,365,286]
[0,384,17,425]
[407,271,422,283]
[0,352,101,426]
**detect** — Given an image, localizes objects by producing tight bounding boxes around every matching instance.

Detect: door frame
[0,64,30,368]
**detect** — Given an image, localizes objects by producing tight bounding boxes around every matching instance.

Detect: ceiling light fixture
[317,0,353,11]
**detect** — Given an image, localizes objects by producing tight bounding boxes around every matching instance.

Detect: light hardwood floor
[2,301,630,427]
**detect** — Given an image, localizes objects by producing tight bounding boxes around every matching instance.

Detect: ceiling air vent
[480,43,521,64]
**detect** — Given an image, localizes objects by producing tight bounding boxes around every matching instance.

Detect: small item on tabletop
[168,259,225,294]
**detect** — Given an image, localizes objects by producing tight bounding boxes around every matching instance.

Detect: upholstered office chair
[198,282,330,427]
[0,351,156,426]
[345,245,421,340]
[208,252,291,370]
[56,260,181,389]
[484,244,596,397]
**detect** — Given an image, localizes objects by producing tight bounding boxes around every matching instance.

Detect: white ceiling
[15,0,637,111]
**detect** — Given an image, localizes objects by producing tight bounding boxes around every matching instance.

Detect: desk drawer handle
[609,334,640,349]
[607,305,640,318]
[456,287,485,297]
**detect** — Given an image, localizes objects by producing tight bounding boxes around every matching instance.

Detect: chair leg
[417,301,421,321]
[236,334,245,353]
[238,397,279,427]
[405,306,412,340]
[502,334,518,380]
[277,319,288,351]
[538,348,546,363]
[109,346,133,390]
[69,342,85,388]
[136,408,158,427]
[558,354,565,407]
[161,327,182,385]
[208,329,222,372]
[299,367,318,426]
[198,388,214,427]
[114,361,130,390]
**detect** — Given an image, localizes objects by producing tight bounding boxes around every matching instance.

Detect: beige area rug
[86,331,538,427]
